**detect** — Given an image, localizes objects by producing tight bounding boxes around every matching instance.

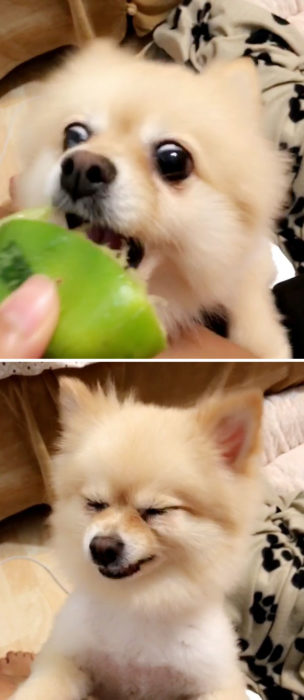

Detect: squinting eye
[63,122,91,150]
[140,507,168,521]
[154,142,193,182]
[86,499,109,512]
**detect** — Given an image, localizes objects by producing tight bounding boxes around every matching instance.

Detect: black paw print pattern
[274,142,304,271]
[288,527,304,590]
[250,592,278,624]
[242,514,304,698]
[242,27,292,71]
[279,519,303,589]
[277,204,304,273]
[260,519,304,590]
[239,634,299,699]
[191,2,213,51]
[262,534,284,572]
[279,143,303,176]
[295,637,304,653]
[243,47,279,67]
[170,0,193,32]
[272,14,289,26]
[289,85,304,124]
[171,7,182,30]
[245,28,291,52]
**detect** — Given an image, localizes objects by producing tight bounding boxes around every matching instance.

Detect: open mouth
[65,213,144,268]
[98,555,155,580]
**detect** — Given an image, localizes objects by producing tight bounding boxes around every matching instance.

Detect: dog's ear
[57,376,119,429]
[58,377,94,424]
[196,389,263,474]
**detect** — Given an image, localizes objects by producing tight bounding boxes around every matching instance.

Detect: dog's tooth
[117,245,128,268]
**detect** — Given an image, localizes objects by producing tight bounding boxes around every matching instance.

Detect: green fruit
[0,217,166,358]
[0,207,53,226]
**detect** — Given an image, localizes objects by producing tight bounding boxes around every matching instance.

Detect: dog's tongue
[65,214,123,249]
[87,225,123,250]
[65,214,144,267]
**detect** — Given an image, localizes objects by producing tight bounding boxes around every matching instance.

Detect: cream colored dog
[12,378,262,700]
[16,40,290,357]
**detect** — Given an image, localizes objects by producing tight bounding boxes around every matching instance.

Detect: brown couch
[1,361,304,522]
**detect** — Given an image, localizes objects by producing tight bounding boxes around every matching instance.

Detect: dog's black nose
[89,536,124,568]
[61,150,117,200]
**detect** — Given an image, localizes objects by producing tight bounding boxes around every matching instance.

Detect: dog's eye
[86,499,109,512]
[64,122,91,150]
[154,142,193,182]
[141,508,167,521]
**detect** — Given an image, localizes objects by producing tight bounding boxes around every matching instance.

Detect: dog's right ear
[57,376,118,429]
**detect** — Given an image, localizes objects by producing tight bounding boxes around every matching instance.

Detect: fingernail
[0,275,57,337]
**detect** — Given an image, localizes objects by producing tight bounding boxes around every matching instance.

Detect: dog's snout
[89,535,124,568]
[61,150,117,200]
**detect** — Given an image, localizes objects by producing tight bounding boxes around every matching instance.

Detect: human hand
[157,325,255,359]
[0,275,59,358]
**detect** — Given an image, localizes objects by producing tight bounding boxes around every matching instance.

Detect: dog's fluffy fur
[15,41,291,358]
[12,379,262,700]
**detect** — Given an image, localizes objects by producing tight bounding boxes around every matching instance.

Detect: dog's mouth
[65,213,144,269]
[98,555,155,580]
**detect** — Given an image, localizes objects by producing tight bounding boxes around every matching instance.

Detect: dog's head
[16,41,287,328]
[51,377,262,613]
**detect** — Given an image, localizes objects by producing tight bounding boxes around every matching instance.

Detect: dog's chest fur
[84,619,205,699]
[91,659,198,699]
[57,593,237,699]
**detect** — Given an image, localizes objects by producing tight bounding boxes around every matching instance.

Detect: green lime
[0,217,166,358]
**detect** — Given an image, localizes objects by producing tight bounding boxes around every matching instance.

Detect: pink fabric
[246,0,304,35]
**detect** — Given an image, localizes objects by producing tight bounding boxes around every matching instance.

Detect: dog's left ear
[197,389,263,474]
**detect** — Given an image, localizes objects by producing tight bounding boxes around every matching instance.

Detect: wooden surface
[0,507,68,656]
[0,46,63,211]
[0,0,129,208]
[0,0,127,80]
[0,84,27,209]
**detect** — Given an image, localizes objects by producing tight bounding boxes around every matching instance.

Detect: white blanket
[263,387,304,495]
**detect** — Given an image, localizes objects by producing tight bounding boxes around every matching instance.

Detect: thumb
[0,275,60,358]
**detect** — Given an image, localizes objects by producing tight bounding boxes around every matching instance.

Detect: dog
[12,377,262,700]
[15,40,290,357]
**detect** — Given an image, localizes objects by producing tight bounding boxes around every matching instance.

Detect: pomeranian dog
[15,40,290,358]
[12,378,262,700]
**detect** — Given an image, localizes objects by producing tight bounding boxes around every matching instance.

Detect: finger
[0,275,60,358]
